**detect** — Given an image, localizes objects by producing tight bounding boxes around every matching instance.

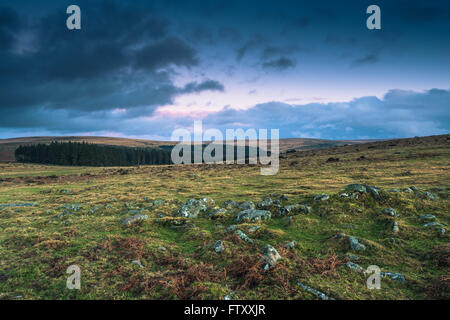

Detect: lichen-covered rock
[177,198,207,218]
[297,282,335,300]
[224,200,239,209]
[153,199,165,206]
[280,204,311,216]
[346,261,364,273]
[382,207,398,217]
[339,193,350,198]
[235,230,253,243]
[314,194,329,201]
[122,214,148,225]
[381,272,405,283]
[257,197,273,209]
[235,209,271,222]
[227,224,238,231]
[261,244,282,269]
[238,201,255,210]
[345,184,367,193]
[393,221,399,233]
[366,186,380,200]
[209,208,227,219]
[423,191,437,200]
[280,195,288,201]
[284,240,297,249]
[419,214,435,221]
[348,236,366,251]
[211,240,225,253]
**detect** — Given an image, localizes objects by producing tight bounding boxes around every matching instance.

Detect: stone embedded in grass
[339,193,350,198]
[366,186,380,200]
[314,194,329,201]
[381,271,405,283]
[248,225,261,233]
[348,236,366,251]
[419,214,435,221]
[235,230,253,243]
[122,214,148,225]
[280,194,288,201]
[257,197,273,209]
[388,188,400,192]
[131,260,143,268]
[238,201,255,210]
[410,186,419,192]
[208,208,227,219]
[423,191,437,200]
[227,224,238,232]
[235,209,271,222]
[382,207,398,217]
[280,204,311,216]
[403,187,414,193]
[345,184,367,193]
[152,199,165,207]
[346,261,364,273]
[177,198,208,218]
[0,202,37,208]
[224,200,239,209]
[261,244,282,269]
[211,240,225,253]
[393,221,399,233]
[284,240,297,249]
[297,282,335,300]
[423,222,443,228]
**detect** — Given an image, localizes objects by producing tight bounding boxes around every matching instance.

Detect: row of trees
[15,141,172,166]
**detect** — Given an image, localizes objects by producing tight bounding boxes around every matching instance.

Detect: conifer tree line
[15,141,172,166]
[15,141,263,166]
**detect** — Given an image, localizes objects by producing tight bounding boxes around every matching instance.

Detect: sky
[0,0,449,140]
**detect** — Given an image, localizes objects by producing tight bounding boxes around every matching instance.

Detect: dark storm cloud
[181,80,225,94]
[0,6,21,51]
[262,57,296,70]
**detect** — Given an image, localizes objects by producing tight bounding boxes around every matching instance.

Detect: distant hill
[0,135,372,162]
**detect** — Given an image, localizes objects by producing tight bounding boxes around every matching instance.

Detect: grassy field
[0,135,449,300]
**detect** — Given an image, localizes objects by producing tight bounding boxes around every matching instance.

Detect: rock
[424,222,443,228]
[419,214,435,221]
[423,192,437,200]
[366,186,380,200]
[388,188,400,192]
[153,199,165,206]
[280,204,311,216]
[348,236,366,251]
[261,244,282,269]
[238,201,255,210]
[131,260,143,268]
[280,195,288,201]
[0,202,37,208]
[122,214,148,225]
[332,233,346,239]
[235,209,271,222]
[347,254,360,261]
[410,186,419,192]
[224,294,232,300]
[346,261,364,273]
[393,221,399,233]
[339,193,350,198]
[382,208,398,217]
[284,240,297,249]
[227,224,238,232]
[297,282,335,300]
[158,246,167,251]
[381,272,405,283]
[248,225,261,233]
[177,199,208,218]
[402,187,413,193]
[209,208,227,219]
[224,200,239,209]
[211,240,225,253]
[345,184,367,193]
[200,197,216,208]
[236,230,253,243]
[314,194,329,201]
[257,197,273,209]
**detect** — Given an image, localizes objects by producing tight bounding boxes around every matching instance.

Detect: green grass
[0,141,449,300]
